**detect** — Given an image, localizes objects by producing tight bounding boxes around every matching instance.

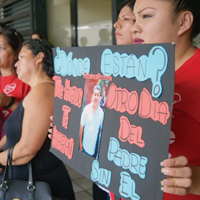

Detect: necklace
[33,76,47,87]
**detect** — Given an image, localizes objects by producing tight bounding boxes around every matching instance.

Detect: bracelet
[3,97,15,109]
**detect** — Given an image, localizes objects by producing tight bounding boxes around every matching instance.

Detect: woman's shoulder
[23,81,54,108]
[187,47,200,69]
[33,81,54,94]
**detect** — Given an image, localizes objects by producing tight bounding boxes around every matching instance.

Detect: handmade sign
[50,43,175,200]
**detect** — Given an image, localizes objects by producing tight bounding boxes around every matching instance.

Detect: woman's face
[0,35,16,69]
[131,0,180,44]
[114,6,134,45]
[15,46,36,82]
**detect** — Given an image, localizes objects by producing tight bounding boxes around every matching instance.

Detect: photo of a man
[79,84,104,158]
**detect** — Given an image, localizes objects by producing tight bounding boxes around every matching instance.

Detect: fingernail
[161,168,169,174]
[50,116,54,120]
[161,187,170,192]
[48,134,52,139]
[163,179,171,186]
[161,160,170,167]
[48,129,52,133]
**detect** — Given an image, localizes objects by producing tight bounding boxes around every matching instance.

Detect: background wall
[46,0,112,48]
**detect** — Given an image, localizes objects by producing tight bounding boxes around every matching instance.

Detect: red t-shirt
[0,73,30,122]
[164,47,200,200]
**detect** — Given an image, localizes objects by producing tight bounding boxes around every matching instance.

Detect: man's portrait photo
[79,79,109,158]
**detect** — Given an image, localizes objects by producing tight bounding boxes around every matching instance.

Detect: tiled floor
[65,164,93,200]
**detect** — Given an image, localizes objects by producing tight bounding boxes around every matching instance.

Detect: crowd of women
[0,0,200,199]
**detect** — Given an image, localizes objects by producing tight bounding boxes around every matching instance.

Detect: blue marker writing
[119,171,140,200]
[91,160,112,188]
[107,137,148,179]
[101,46,168,98]
[54,47,90,77]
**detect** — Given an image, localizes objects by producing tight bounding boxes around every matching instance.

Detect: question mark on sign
[148,46,168,98]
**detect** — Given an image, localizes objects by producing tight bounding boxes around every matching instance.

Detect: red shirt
[164,47,200,200]
[0,73,30,122]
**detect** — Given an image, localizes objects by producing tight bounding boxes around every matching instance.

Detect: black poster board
[50,43,175,200]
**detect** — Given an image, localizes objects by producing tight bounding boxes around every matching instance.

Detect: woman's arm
[0,83,54,166]
[0,135,6,151]
[161,156,200,195]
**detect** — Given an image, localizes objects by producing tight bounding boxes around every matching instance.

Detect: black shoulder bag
[0,147,53,200]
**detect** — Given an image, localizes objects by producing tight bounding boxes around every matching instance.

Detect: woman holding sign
[131,0,200,199]
[95,1,136,199]
[0,39,75,200]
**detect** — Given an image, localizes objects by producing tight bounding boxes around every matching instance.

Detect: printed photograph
[78,79,109,158]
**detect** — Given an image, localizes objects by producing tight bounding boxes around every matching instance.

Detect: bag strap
[0,147,35,200]
[8,147,13,180]
[0,148,11,200]
[9,147,35,200]
[1,148,11,183]
[27,162,35,200]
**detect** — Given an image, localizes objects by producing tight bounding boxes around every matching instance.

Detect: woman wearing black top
[0,39,75,200]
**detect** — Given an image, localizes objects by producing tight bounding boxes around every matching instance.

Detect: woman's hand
[161,156,193,195]
[0,93,19,111]
[0,168,4,174]
[48,115,54,139]
[0,93,11,107]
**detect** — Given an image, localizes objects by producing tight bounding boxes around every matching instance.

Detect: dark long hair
[160,0,200,39]
[22,39,54,78]
[117,0,136,15]
[0,27,24,52]
[0,28,24,74]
